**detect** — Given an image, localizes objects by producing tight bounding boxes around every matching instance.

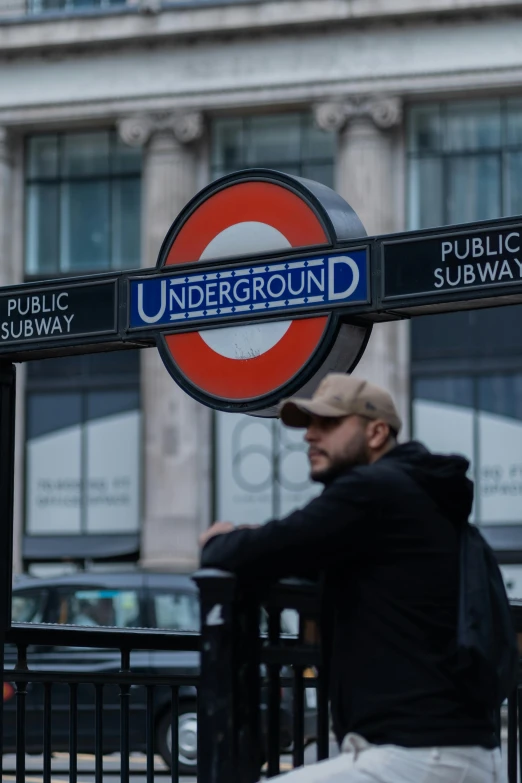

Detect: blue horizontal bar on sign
[128,251,368,330]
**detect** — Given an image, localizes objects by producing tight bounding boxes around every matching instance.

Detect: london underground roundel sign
[131,169,371,414]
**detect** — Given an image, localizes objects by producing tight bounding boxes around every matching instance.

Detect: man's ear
[367,420,391,450]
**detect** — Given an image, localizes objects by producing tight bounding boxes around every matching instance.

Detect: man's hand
[199,521,235,548]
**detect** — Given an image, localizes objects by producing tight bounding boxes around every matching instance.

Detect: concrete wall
[2,16,522,123]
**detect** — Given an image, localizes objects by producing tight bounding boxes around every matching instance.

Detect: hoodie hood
[381,441,473,524]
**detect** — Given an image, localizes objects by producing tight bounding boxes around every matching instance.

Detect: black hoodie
[201,442,497,749]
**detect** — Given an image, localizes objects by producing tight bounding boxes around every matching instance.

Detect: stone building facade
[2,0,522,583]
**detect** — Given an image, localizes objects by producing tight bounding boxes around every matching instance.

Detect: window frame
[408,98,522,559]
[27,0,126,14]
[412,369,522,555]
[210,111,334,526]
[210,112,336,187]
[23,352,142,554]
[407,99,522,230]
[24,129,141,278]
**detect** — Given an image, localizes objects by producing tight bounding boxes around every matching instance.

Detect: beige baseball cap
[278,374,402,433]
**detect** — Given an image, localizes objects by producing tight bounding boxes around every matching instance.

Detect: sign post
[145,169,372,414]
[0,174,520,415]
[381,216,522,316]
[0,274,121,361]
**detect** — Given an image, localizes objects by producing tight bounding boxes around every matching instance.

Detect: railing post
[236,586,262,783]
[507,687,518,783]
[193,569,261,783]
[0,364,16,777]
[193,569,238,783]
[509,602,522,783]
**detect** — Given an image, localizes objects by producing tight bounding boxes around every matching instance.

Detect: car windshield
[153,591,200,632]
[58,588,141,628]
[11,591,46,623]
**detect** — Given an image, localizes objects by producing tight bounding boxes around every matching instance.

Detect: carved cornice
[0,1,520,58]
[117,111,204,147]
[314,96,402,133]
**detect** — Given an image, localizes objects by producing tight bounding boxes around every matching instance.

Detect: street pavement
[2,752,186,783]
[1,742,335,782]
[1,733,512,781]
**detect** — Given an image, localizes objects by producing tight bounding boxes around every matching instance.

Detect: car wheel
[157,700,198,775]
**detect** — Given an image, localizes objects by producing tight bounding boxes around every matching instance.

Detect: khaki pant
[266,734,505,783]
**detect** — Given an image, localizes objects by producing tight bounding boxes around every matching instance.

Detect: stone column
[0,128,23,574]
[0,128,13,287]
[315,97,410,436]
[118,112,212,571]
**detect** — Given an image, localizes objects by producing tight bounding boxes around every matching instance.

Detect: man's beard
[310,436,370,485]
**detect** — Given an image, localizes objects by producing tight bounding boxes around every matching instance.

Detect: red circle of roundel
[162,181,330,401]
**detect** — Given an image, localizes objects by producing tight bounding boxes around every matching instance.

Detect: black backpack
[454,521,518,708]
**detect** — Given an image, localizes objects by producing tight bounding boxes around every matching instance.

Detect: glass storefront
[409,99,522,541]
[211,112,334,523]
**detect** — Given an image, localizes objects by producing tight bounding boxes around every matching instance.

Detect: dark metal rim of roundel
[154,168,372,416]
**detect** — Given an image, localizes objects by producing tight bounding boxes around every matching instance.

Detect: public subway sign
[133,169,373,414]
[1,171,522,414]
[382,223,522,306]
[129,251,368,330]
[0,279,118,348]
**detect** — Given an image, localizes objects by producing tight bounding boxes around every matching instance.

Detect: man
[200,374,503,782]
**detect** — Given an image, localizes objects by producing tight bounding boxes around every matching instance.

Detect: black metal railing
[1,574,326,783]
[5,578,520,783]
[195,573,522,783]
[2,623,200,783]
[194,570,328,783]
[507,600,522,783]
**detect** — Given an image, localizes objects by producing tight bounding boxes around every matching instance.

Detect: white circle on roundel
[198,222,292,361]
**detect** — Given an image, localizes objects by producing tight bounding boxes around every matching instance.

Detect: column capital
[314,96,402,133]
[117,111,205,147]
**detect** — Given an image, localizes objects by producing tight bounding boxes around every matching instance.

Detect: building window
[28,0,125,17]
[210,112,334,524]
[413,374,522,526]
[211,113,336,187]
[408,98,522,537]
[408,98,522,229]
[25,130,141,276]
[214,412,320,525]
[25,351,141,539]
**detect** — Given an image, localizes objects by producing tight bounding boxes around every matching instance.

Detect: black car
[3,570,317,773]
